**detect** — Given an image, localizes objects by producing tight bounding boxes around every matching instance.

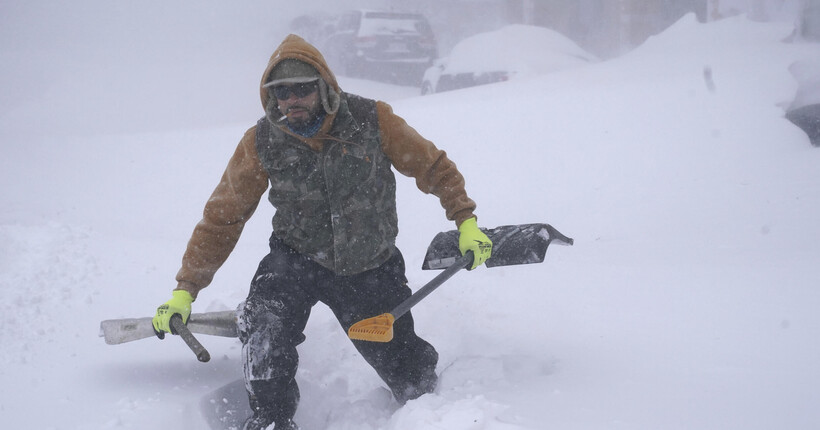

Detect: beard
[266,96,322,129]
[280,103,326,137]
[285,104,321,130]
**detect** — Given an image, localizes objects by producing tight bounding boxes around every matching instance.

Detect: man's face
[273,81,321,128]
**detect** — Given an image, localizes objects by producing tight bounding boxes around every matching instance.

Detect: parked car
[787,104,820,146]
[318,10,437,84]
[785,2,820,147]
[786,59,820,147]
[421,24,597,95]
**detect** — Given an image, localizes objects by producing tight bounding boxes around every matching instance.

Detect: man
[152,34,492,430]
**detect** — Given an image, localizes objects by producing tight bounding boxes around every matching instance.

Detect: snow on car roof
[357,11,430,37]
[445,24,597,76]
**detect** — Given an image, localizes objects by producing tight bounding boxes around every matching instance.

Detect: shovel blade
[100,310,238,345]
[423,223,573,270]
[347,313,395,342]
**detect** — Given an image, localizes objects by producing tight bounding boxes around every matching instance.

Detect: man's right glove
[152,290,194,339]
[458,217,493,270]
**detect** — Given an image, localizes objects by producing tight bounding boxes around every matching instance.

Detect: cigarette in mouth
[278,114,288,122]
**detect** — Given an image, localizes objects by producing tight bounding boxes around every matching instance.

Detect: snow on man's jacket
[174,34,476,298]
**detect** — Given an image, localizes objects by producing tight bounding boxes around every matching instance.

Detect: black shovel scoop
[347,223,573,342]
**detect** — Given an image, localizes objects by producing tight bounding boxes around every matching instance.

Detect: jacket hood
[260,34,341,116]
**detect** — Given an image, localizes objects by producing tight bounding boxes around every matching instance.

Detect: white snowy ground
[2,13,820,430]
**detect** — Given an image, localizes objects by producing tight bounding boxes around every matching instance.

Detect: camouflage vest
[255,94,398,275]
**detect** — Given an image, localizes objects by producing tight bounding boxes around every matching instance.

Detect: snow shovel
[347,223,573,342]
[99,310,238,362]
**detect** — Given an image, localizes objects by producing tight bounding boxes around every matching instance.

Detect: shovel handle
[170,314,211,363]
[391,252,473,320]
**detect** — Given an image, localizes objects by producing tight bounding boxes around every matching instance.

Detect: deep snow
[2,11,820,430]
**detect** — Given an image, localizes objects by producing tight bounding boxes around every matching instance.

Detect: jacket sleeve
[174,127,269,299]
[376,101,476,227]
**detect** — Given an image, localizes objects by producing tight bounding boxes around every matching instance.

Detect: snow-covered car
[786,57,820,147]
[421,24,597,95]
[320,10,437,84]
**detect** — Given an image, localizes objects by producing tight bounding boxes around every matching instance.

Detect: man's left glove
[458,217,493,270]
[152,290,194,339]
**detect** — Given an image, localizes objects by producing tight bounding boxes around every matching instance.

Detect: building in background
[386,0,708,59]
[384,0,808,59]
[795,0,819,41]
[514,0,707,57]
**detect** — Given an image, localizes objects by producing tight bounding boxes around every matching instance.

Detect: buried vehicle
[320,10,437,84]
[786,2,820,147]
[421,24,597,95]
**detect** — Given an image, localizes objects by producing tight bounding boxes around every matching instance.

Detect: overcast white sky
[0,0,805,138]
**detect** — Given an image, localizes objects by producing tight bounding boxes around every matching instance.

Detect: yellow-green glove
[458,217,493,270]
[152,290,193,339]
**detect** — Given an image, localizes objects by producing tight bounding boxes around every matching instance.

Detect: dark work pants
[237,236,438,426]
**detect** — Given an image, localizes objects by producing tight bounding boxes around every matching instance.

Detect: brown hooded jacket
[174,34,476,298]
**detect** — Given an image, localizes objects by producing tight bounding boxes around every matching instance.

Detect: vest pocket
[326,146,376,198]
[266,151,323,207]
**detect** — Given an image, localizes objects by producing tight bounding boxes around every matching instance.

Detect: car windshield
[358,12,429,36]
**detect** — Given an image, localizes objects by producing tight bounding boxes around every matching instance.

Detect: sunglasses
[271,82,318,100]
